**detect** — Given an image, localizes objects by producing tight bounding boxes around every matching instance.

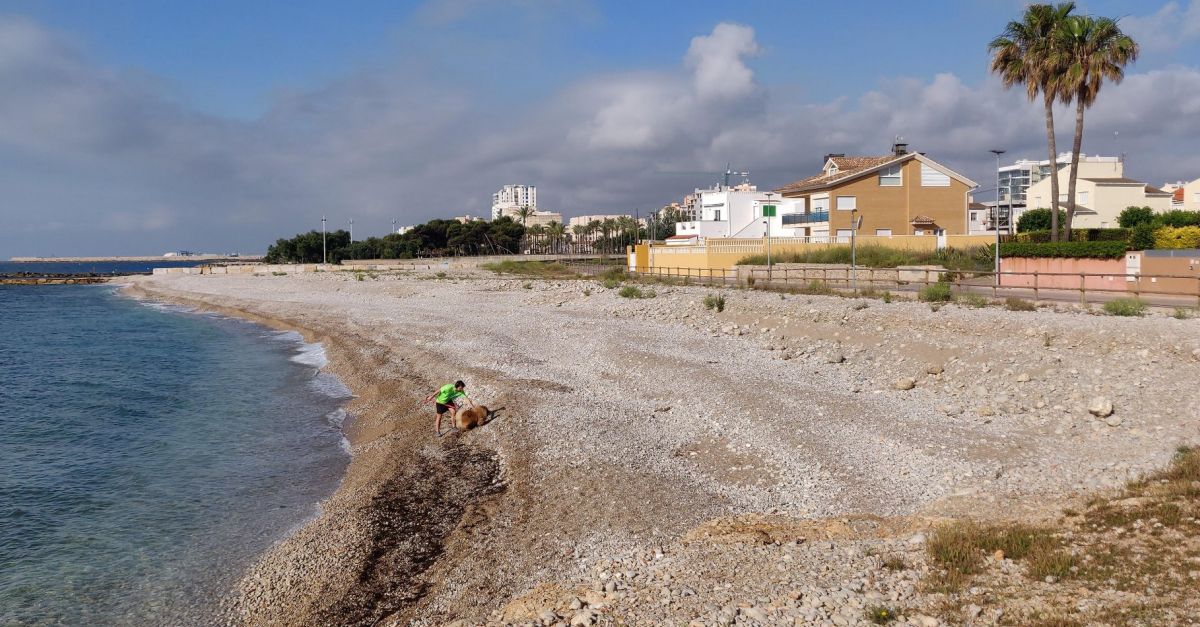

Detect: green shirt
[435,384,465,405]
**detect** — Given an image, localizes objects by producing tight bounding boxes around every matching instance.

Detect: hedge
[1153,226,1200,250]
[998,240,1128,259]
[1014,228,1131,243]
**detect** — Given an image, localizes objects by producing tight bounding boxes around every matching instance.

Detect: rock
[569,597,583,610]
[907,533,927,546]
[926,364,944,375]
[1105,415,1123,427]
[1192,348,1200,361]
[825,351,845,364]
[1016,372,1031,383]
[1087,396,1114,418]
[913,615,939,627]
[893,377,916,391]
[741,606,768,621]
[993,549,1005,561]
[569,610,597,626]
[966,604,983,619]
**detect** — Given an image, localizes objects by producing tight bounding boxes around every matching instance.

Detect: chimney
[892,141,908,156]
[823,153,844,163]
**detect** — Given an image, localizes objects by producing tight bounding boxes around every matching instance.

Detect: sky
[1,0,1199,256]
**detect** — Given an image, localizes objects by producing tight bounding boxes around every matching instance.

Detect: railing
[781,211,830,226]
[559,259,1200,308]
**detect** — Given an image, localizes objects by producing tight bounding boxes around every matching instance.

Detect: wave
[325,409,353,455]
[310,372,353,399]
[291,343,328,368]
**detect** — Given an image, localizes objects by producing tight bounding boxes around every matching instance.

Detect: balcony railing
[782,211,829,226]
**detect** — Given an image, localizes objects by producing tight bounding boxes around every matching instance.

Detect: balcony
[782,211,829,226]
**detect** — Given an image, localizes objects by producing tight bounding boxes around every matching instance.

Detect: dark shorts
[436,403,453,415]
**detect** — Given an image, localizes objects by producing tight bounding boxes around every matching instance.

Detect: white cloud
[1123,0,1200,51]
[0,16,1198,256]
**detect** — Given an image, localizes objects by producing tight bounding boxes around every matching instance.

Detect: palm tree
[571,224,586,253]
[515,205,534,227]
[587,220,602,253]
[1056,14,1138,236]
[546,221,565,254]
[989,2,1076,241]
[601,218,617,254]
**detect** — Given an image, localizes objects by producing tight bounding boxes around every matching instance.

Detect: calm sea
[0,260,209,276]
[0,285,351,625]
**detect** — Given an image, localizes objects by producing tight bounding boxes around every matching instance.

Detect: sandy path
[125,270,1200,626]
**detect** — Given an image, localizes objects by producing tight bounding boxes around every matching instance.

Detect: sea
[0,281,352,625]
[0,260,211,276]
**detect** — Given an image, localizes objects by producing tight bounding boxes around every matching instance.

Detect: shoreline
[121,270,1200,625]
[123,279,508,625]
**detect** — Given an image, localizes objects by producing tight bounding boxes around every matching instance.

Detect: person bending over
[424,380,473,436]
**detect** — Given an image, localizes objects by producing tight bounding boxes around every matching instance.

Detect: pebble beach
[126,267,1200,626]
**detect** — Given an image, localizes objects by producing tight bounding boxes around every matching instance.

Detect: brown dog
[453,405,500,431]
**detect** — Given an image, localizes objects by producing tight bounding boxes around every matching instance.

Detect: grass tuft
[1103,297,1146,317]
[1005,296,1037,311]
[918,282,953,302]
[703,293,725,312]
[618,285,656,299]
[865,605,898,624]
[481,260,579,279]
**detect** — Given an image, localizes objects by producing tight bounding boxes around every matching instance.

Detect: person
[423,380,473,436]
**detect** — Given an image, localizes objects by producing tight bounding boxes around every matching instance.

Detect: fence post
[1033,271,1039,304]
[1079,273,1086,306]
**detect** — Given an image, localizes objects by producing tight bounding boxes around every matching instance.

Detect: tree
[648,206,682,240]
[545,220,565,254]
[1117,206,1155,228]
[515,205,534,227]
[1056,14,1139,236]
[1017,207,1068,232]
[990,2,1076,241]
[1153,210,1200,228]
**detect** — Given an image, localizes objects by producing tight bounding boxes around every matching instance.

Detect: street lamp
[349,219,354,243]
[392,218,397,235]
[321,216,327,265]
[990,149,1006,287]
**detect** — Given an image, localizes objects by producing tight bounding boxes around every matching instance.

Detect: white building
[1024,158,1172,228]
[673,183,807,242]
[998,153,1122,208]
[568,214,635,229]
[1162,177,1200,212]
[491,184,538,220]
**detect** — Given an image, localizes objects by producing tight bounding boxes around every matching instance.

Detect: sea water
[0,285,351,625]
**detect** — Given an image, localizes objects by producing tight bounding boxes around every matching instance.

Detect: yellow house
[775,143,977,237]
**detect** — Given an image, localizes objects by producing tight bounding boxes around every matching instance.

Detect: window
[1077,191,1089,206]
[1194,192,1199,203]
[836,196,857,211]
[879,165,902,186]
[920,163,950,186]
[876,229,893,236]
[811,196,830,212]
[714,210,721,222]
[835,229,853,239]
[914,229,925,235]
[1058,194,1067,203]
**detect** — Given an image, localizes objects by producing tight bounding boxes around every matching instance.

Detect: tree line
[264,217,526,263]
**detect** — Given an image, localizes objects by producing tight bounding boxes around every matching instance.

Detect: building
[772,143,978,238]
[491,184,538,220]
[1162,177,1200,212]
[672,183,780,240]
[567,214,636,229]
[1023,158,1172,228]
[520,211,564,227]
[998,153,1121,207]
[452,214,485,224]
[395,225,415,235]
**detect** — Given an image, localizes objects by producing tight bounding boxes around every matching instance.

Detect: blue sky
[1,0,1198,255]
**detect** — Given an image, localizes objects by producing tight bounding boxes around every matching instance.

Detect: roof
[776,152,977,194]
[910,215,937,225]
[969,202,988,210]
[776,155,904,193]
[1144,184,1170,196]
[1081,177,1147,184]
[1175,188,1186,203]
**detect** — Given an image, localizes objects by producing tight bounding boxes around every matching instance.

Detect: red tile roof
[1175,188,1186,203]
[910,215,937,225]
[776,155,907,194]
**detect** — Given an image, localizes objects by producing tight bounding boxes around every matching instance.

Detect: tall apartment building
[491,184,538,220]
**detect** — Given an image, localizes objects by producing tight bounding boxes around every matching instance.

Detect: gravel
[128,268,1200,625]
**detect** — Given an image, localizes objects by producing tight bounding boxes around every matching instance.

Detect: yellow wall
[646,235,993,272]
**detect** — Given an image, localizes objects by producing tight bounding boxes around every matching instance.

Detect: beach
[126,268,1200,626]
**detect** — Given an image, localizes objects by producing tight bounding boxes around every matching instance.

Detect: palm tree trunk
[1064,96,1086,239]
[1043,92,1062,242]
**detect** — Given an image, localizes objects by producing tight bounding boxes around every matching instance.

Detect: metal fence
[560,259,1200,308]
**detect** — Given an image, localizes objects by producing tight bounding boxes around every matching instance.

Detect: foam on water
[291,342,329,368]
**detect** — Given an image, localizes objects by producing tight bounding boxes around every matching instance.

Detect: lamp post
[321,216,327,265]
[990,149,1006,287]
[392,218,396,235]
[349,219,354,243]
[850,207,860,293]
[764,191,775,280]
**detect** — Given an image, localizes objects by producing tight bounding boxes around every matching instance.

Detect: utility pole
[990,149,1006,287]
[321,216,327,265]
[350,219,354,242]
[850,207,859,292]
[392,218,396,235]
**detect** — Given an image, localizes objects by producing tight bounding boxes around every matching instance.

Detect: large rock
[893,377,916,391]
[1087,396,1114,418]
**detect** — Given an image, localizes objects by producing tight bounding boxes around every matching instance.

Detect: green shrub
[998,240,1127,259]
[737,245,992,272]
[618,285,655,299]
[1173,308,1193,320]
[703,294,725,312]
[882,291,892,303]
[919,282,953,302]
[583,288,592,296]
[601,277,621,289]
[1103,298,1146,317]
[355,272,364,281]
[271,271,287,276]
[1005,296,1036,312]
[801,280,834,295]
[961,294,989,308]
[1153,210,1200,228]
[1017,208,1067,233]
[865,606,898,624]
[436,271,447,278]
[1130,223,1156,250]
[746,275,756,287]
[1015,228,1131,243]
[1153,226,1200,250]
[1118,206,1156,228]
